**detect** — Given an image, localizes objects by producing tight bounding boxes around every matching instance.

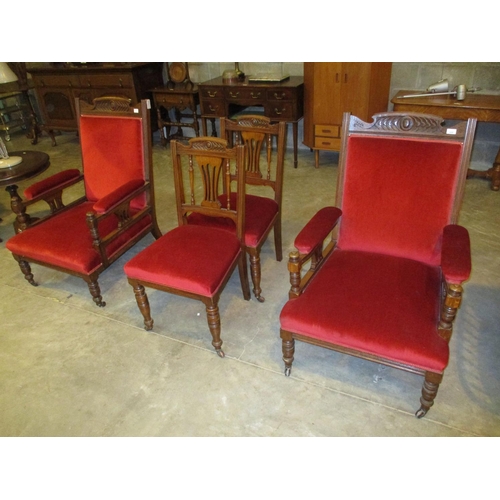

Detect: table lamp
[0,62,18,84]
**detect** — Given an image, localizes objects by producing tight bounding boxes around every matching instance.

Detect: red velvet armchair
[279,112,477,418]
[124,138,250,357]
[6,97,161,307]
[187,115,286,302]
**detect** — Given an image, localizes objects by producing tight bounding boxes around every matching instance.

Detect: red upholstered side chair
[279,112,477,418]
[124,137,250,357]
[6,97,161,307]
[188,115,286,302]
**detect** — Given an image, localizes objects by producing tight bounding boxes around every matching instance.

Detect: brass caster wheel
[284,367,291,377]
[217,349,225,358]
[415,407,427,419]
[256,295,265,303]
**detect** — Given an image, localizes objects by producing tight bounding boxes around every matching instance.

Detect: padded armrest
[92,179,144,214]
[24,169,81,200]
[294,206,342,255]
[441,224,471,284]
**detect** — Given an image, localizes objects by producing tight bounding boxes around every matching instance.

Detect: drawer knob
[274,92,286,100]
[207,91,218,98]
[251,92,261,99]
[274,107,285,115]
[229,91,240,98]
[209,105,218,112]
[119,78,123,87]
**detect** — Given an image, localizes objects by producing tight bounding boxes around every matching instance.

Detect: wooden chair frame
[126,137,250,357]
[280,112,477,418]
[220,114,286,302]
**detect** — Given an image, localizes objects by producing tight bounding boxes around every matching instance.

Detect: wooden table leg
[293,121,298,168]
[467,146,500,191]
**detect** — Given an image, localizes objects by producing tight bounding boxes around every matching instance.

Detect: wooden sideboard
[392,90,500,190]
[303,63,392,167]
[28,63,164,145]
[199,76,304,168]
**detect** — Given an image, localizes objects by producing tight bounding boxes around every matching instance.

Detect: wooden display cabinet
[303,62,392,167]
[29,63,164,145]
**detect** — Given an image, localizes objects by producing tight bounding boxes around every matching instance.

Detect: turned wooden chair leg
[205,301,224,357]
[249,251,264,303]
[416,371,443,418]
[17,259,38,286]
[85,277,105,307]
[132,282,154,331]
[281,331,295,376]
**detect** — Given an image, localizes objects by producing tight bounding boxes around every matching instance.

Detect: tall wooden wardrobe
[303,62,392,167]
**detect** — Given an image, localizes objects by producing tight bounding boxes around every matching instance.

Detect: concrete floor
[1,126,499,438]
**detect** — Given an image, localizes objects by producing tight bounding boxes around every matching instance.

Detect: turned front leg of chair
[6,185,33,233]
[86,212,110,268]
[204,300,224,358]
[416,371,443,418]
[438,283,463,342]
[131,282,154,330]
[249,251,264,302]
[17,258,38,286]
[281,331,295,377]
[84,277,105,307]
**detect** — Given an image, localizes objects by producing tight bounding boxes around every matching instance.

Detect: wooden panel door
[340,62,372,120]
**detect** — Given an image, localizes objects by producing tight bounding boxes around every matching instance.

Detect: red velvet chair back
[336,113,475,266]
[78,98,149,211]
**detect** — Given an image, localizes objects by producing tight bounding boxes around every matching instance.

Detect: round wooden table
[0,150,50,241]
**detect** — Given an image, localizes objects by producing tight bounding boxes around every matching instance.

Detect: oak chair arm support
[9,170,85,233]
[23,169,82,201]
[287,207,342,299]
[86,182,154,266]
[294,206,342,255]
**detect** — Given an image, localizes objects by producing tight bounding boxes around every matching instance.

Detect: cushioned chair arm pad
[24,169,82,200]
[294,207,342,255]
[93,179,145,214]
[441,224,471,284]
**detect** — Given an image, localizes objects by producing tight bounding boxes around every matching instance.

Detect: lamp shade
[0,63,18,84]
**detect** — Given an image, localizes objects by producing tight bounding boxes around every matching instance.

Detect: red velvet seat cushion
[187,193,278,248]
[124,225,241,297]
[6,202,151,275]
[280,249,449,372]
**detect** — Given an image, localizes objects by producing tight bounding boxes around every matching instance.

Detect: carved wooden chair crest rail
[186,114,287,303]
[6,97,162,307]
[124,137,250,357]
[279,111,477,418]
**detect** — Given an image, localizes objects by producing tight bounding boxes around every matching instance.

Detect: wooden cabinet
[29,63,164,145]
[303,62,392,166]
[199,76,304,167]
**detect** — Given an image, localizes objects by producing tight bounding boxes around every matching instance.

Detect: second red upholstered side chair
[124,137,250,357]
